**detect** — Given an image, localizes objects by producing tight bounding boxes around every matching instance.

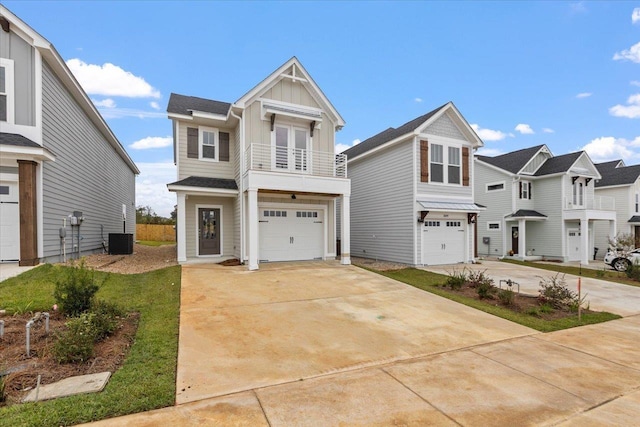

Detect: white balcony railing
[564,196,615,211]
[245,143,347,178]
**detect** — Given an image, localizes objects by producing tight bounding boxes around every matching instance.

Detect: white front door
[273,125,309,173]
[0,180,20,262]
[259,208,323,262]
[422,219,466,265]
[567,229,581,261]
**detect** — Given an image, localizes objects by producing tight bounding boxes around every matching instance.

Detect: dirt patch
[78,243,177,274]
[352,257,410,271]
[0,311,138,405]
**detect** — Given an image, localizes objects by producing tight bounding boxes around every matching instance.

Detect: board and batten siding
[473,161,513,256]
[0,27,35,126]
[521,152,548,174]
[185,196,234,259]
[41,61,135,261]
[523,176,564,259]
[349,140,415,263]
[176,121,236,181]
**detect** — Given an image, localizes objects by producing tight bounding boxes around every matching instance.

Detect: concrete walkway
[423,260,640,316]
[0,262,36,282]
[80,262,640,426]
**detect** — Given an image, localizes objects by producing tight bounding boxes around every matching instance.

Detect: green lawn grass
[502,259,640,288]
[136,240,176,247]
[370,267,620,333]
[0,264,181,427]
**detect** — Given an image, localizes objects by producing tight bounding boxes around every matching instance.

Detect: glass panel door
[198,208,220,255]
[274,126,289,170]
[294,128,308,172]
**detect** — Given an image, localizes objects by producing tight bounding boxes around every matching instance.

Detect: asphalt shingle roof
[168,176,238,190]
[629,215,640,223]
[342,103,448,159]
[167,93,231,116]
[0,132,40,148]
[476,145,544,174]
[534,151,583,176]
[595,160,624,175]
[507,209,547,218]
[595,164,640,188]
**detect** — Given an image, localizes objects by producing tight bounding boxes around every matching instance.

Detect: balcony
[564,196,615,211]
[245,143,347,178]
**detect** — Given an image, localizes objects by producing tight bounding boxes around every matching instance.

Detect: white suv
[604,248,640,271]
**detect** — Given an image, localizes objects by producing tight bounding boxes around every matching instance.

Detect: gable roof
[0,5,139,174]
[476,145,545,174]
[595,163,640,188]
[167,93,231,116]
[595,160,625,174]
[235,57,345,128]
[534,151,583,176]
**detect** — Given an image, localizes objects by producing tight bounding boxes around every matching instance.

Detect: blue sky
[6,1,640,216]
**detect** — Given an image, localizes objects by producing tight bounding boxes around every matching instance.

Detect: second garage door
[259,208,323,262]
[0,180,20,262]
[422,219,466,265]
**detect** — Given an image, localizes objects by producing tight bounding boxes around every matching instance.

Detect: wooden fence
[136,224,176,242]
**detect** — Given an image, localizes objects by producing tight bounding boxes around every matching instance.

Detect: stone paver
[22,372,110,402]
[422,260,640,316]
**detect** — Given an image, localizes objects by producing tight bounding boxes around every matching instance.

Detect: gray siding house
[593,160,640,253]
[342,102,484,266]
[167,57,351,270]
[0,6,138,265]
[474,145,616,265]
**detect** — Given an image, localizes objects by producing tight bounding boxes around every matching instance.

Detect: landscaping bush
[445,270,467,290]
[53,313,97,363]
[476,280,497,299]
[538,274,581,310]
[53,260,101,316]
[90,300,124,341]
[497,289,514,306]
[467,269,491,288]
[625,261,640,281]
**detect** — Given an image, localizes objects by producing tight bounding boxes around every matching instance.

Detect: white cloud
[66,58,161,98]
[582,136,640,163]
[569,2,587,14]
[414,97,423,103]
[609,93,640,119]
[150,101,161,110]
[98,108,167,119]
[135,162,177,218]
[576,92,592,99]
[632,8,640,24]
[470,124,507,141]
[475,147,505,157]
[542,128,555,134]
[515,123,535,134]
[129,136,173,150]
[632,81,640,87]
[613,41,640,63]
[335,138,361,154]
[92,98,116,108]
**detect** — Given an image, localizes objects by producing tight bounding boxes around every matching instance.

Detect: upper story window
[448,146,461,184]
[420,139,469,186]
[430,144,444,183]
[186,125,230,162]
[199,127,219,161]
[487,182,505,192]
[636,193,639,213]
[0,58,15,124]
[572,180,583,206]
[519,181,532,200]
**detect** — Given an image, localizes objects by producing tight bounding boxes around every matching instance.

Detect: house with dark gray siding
[341,102,484,266]
[166,57,351,270]
[0,6,139,265]
[474,145,616,265]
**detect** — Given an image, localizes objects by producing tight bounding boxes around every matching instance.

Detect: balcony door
[273,124,309,173]
[573,179,584,207]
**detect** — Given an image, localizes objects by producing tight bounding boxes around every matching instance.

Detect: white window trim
[635,192,639,213]
[195,204,223,257]
[199,126,219,162]
[0,58,15,125]
[428,140,463,186]
[486,180,506,192]
[520,180,531,199]
[487,221,501,231]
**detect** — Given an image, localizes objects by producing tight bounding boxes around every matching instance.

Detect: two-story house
[167,57,350,270]
[593,160,640,252]
[341,102,483,266]
[475,145,616,264]
[0,6,138,266]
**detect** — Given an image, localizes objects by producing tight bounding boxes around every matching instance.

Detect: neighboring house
[166,57,350,270]
[474,145,616,264]
[341,102,484,266]
[0,6,138,265]
[593,160,640,253]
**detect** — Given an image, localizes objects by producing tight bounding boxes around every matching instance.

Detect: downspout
[229,107,245,263]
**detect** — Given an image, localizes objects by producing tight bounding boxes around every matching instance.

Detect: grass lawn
[0,264,181,427]
[370,267,620,333]
[502,259,640,288]
[136,240,176,247]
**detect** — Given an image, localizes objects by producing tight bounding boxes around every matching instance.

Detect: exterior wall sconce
[291,194,296,200]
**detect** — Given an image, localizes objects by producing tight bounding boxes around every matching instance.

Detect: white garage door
[567,229,581,262]
[259,208,323,262]
[0,180,20,262]
[422,219,465,265]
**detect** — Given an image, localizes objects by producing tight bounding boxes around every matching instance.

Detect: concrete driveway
[82,261,640,426]
[423,260,640,316]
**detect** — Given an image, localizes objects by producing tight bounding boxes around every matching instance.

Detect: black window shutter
[219,132,230,162]
[519,182,522,199]
[528,182,532,199]
[187,127,198,158]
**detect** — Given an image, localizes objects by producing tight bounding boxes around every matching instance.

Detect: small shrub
[467,269,491,288]
[625,261,640,281]
[53,313,96,363]
[54,260,101,317]
[539,303,554,314]
[90,300,124,341]
[476,280,497,299]
[497,289,514,306]
[446,270,467,290]
[538,274,582,310]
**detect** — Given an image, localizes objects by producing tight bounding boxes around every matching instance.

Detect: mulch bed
[0,311,138,406]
